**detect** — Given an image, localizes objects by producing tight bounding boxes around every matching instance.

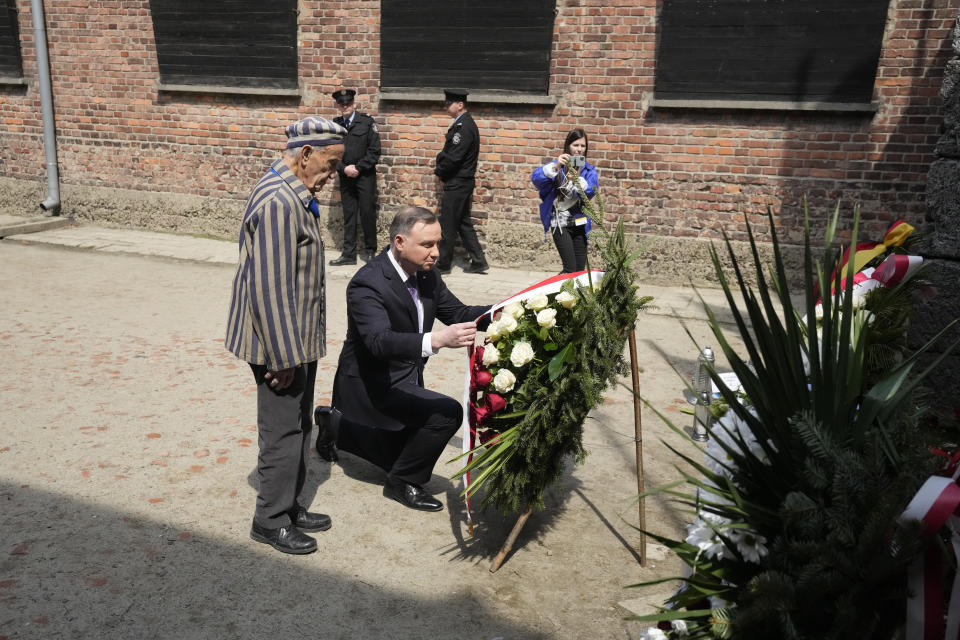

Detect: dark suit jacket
[332,249,490,430]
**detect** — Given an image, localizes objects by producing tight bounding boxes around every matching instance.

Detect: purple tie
[406,276,423,331]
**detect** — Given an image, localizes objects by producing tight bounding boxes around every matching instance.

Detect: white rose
[555,290,577,309]
[670,620,689,636]
[509,341,535,367]
[638,628,667,640]
[499,315,518,335]
[492,369,516,393]
[482,344,500,366]
[486,320,502,342]
[536,307,557,329]
[503,302,524,319]
[525,294,549,311]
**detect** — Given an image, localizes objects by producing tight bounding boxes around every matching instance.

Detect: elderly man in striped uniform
[225,116,346,555]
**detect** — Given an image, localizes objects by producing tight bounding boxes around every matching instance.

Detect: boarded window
[381,0,554,94]
[0,0,22,78]
[149,0,298,89]
[655,0,891,103]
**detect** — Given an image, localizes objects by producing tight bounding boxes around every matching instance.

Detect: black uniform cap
[332,88,356,105]
[443,89,468,103]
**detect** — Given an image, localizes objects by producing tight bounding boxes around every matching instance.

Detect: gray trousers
[249,361,316,528]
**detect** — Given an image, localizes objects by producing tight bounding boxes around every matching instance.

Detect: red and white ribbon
[459,270,606,526]
[483,269,605,320]
[901,469,960,640]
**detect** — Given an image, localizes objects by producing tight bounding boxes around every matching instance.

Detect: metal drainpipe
[31,0,60,214]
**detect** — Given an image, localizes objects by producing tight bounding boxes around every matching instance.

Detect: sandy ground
[0,238,743,640]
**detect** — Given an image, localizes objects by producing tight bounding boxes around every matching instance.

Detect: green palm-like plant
[631,203,959,639]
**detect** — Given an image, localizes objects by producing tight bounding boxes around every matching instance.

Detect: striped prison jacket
[225,159,326,370]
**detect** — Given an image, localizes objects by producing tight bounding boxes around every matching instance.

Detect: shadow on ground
[0,481,549,640]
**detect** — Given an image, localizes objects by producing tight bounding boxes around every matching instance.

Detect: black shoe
[250,520,317,554]
[329,255,357,266]
[360,251,375,262]
[383,478,443,512]
[463,262,489,274]
[436,265,452,275]
[289,504,332,532]
[313,406,339,463]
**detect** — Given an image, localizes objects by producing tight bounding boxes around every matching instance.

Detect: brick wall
[0,0,955,276]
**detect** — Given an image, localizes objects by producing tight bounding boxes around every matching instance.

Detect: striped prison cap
[284,116,347,149]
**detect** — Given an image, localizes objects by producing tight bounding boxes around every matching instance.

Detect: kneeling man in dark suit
[316,205,490,511]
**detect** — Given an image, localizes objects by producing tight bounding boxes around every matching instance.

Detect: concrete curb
[0,214,72,238]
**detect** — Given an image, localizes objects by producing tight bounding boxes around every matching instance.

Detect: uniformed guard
[330,88,382,266]
[434,89,489,275]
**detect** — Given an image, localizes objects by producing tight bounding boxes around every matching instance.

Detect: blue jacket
[531,160,599,233]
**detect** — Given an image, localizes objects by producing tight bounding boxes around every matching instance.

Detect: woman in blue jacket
[530,128,599,273]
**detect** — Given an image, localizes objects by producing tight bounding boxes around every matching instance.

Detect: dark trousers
[336,385,462,486]
[249,361,316,528]
[552,225,588,273]
[339,172,378,258]
[438,183,486,270]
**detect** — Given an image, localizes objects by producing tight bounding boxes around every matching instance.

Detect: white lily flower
[728,528,768,563]
[670,619,689,636]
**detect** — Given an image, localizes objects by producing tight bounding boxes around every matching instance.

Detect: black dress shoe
[463,262,489,274]
[360,251,374,262]
[290,505,332,532]
[250,520,317,555]
[436,266,452,275]
[313,406,339,462]
[329,255,357,266]
[383,478,443,512]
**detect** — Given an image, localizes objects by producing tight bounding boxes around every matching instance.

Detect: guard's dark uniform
[434,111,487,271]
[333,111,381,260]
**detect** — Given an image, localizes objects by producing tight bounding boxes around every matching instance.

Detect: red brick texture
[0,0,955,250]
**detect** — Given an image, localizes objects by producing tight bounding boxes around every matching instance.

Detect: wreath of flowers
[453,196,652,515]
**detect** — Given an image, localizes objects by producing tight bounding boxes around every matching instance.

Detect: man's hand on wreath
[432,322,477,351]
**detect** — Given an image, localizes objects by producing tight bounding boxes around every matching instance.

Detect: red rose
[472,403,490,428]
[471,369,493,391]
[485,393,506,413]
[479,429,501,445]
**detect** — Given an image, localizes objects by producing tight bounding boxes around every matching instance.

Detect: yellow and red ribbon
[840,219,915,277]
